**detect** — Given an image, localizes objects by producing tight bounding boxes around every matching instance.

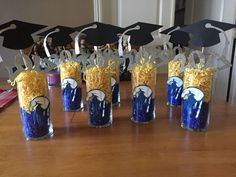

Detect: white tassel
[43,28,60,57]
[118,25,140,57]
[75,24,97,55]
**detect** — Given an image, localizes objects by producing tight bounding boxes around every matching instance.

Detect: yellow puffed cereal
[168,59,183,78]
[15,70,48,113]
[85,66,112,102]
[60,61,82,87]
[184,67,214,102]
[130,62,156,97]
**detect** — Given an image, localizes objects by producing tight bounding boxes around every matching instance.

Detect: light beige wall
[0,0,94,78]
[100,0,117,25]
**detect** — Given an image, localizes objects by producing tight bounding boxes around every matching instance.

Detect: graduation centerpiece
[161,26,190,106]
[75,22,123,127]
[179,19,235,131]
[0,20,56,140]
[124,22,163,123]
[39,26,85,111]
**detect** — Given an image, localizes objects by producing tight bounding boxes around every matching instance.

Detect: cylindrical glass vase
[181,67,213,131]
[167,59,183,106]
[47,70,60,87]
[110,60,120,105]
[85,66,112,128]
[60,61,83,111]
[16,70,53,140]
[131,63,156,123]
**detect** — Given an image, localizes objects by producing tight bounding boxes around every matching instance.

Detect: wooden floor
[0,74,236,177]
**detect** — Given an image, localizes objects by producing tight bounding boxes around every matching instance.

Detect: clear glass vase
[110,61,120,105]
[131,63,156,123]
[16,70,53,140]
[60,61,83,111]
[181,67,213,131]
[167,59,183,106]
[85,66,112,128]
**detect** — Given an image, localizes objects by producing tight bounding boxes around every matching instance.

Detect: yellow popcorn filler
[179,20,235,131]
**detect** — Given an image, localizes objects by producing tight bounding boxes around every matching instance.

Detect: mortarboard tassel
[74,24,97,55]
[118,25,140,57]
[43,28,60,57]
[0,24,16,34]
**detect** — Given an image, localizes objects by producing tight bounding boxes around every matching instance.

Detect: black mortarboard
[180,19,236,47]
[74,22,124,46]
[160,25,190,46]
[124,22,163,45]
[0,20,46,49]
[38,26,75,47]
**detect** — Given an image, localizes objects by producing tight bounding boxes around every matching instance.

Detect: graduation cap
[160,25,190,46]
[74,22,124,46]
[124,22,163,46]
[37,26,75,57]
[180,19,236,47]
[38,25,75,47]
[0,20,47,49]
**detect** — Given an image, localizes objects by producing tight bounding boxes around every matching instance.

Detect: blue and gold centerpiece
[129,50,157,123]
[16,70,53,140]
[167,53,186,106]
[181,63,213,131]
[179,19,236,131]
[60,52,83,111]
[0,20,56,140]
[7,53,55,140]
[84,61,112,127]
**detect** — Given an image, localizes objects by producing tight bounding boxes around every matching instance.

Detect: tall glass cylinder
[109,60,120,105]
[85,66,112,127]
[131,63,156,123]
[181,67,213,131]
[16,70,53,140]
[167,59,183,106]
[60,61,83,111]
